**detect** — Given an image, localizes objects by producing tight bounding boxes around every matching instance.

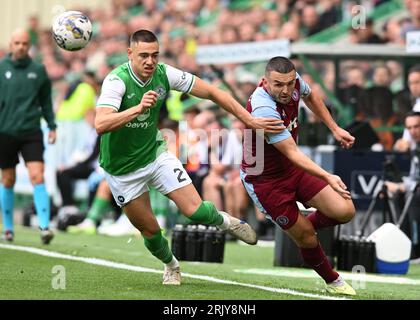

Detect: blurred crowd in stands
[2,0,419,239]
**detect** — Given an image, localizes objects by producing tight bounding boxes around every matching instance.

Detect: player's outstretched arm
[303,90,355,149]
[95,90,158,134]
[189,77,285,133]
[273,137,352,199]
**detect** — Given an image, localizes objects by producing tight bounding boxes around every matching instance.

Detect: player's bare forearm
[95,91,157,134]
[95,107,140,134]
[190,77,284,133]
[303,91,339,132]
[212,90,256,126]
[273,137,330,180]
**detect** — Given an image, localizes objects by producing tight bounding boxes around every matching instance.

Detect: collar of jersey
[128,62,153,87]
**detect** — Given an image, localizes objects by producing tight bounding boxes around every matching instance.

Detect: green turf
[1,225,420,300]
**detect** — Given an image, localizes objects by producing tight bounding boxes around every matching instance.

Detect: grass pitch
[1,225,420,300]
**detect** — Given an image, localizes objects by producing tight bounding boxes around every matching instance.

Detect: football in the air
[52,11,92,51]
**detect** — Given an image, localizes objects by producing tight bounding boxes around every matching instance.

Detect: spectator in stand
[27,15,40,48]
[350,18,385,44]
[222,117,249,222]
[56,71,99,122]
[382,18,404,44]
[54,71,100,168]
[395,65,420,151]
[185,109,219,197]
[317,0,342,29]
[385,111,420,259]
[300,5,324,37]
[238,22,257,42]
[201,115,227,210]
[361,65,396,150]
[401,0,420,41]
[338,66,366,120]
[56,109,99,213]
[66,177,117,235]
[279,21,301,42]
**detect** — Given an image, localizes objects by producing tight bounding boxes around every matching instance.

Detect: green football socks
[188,201,224,226]
[143,229,173,264]
[86,197,110,223]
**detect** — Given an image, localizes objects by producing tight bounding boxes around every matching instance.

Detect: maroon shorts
[241,167,328,230]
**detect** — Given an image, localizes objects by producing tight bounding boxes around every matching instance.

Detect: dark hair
[265,56,295,76]
[405,111,420,120]
[84,70,96,79]
[130,30,158,46]
[408,64,420,76]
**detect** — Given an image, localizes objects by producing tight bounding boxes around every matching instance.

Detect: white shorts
[104,151,192,207]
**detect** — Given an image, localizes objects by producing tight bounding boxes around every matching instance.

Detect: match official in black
[0,29,56,244]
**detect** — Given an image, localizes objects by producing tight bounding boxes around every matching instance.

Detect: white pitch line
[234,268,420,286]
[0,243,347,300]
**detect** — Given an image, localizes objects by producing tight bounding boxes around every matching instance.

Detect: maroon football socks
[307,210,341,230]
[299,242,339,283]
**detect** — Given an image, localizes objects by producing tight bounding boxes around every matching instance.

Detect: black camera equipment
[358,155,401,237]
[335,156,403,273]
[171,224,225,263]
[395,144,420,229]
[336,235,376,273]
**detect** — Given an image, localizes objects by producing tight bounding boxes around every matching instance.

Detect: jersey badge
[292,89,299,101]
[154,85,167,100]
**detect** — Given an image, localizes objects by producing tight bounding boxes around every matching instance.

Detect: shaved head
[10,28,31,60]
[11,28,30,40]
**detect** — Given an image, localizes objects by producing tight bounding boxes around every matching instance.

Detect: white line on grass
[0,243,347,300]
[234,268,420,285]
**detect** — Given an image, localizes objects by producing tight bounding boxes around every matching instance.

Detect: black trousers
[56,163,94,206]
[408,188,420,259]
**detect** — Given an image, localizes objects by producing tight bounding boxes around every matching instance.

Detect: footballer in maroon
[241,73,327,230]
[240,57,357,296]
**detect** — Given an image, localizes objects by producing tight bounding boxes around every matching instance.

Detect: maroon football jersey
[241,79,301,180]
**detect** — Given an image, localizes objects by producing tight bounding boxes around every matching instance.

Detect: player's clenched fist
[138,90,158,113]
